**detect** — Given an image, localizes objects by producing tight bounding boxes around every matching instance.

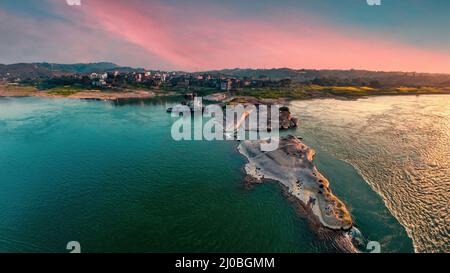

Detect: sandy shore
[238,135,353,230]
[46,90,155,100]
[0,85,155,101]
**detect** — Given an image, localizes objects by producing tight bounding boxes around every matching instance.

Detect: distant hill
[202,68,450,87]
[0,62,144,79]
[37,62,121,73]
[0,63,60,78]
[204,68,303,80]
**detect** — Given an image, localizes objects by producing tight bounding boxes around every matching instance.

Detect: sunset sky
[1,0,450,73]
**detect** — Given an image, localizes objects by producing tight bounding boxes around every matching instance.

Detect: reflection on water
[290,95,450,253]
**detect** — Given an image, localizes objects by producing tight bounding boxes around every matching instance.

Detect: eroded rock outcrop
[238,135,353,230]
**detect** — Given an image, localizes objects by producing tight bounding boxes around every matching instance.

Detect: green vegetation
[2,84,38,93]
[47,86,90,96]
[239,86,308,99]
[238,84,450,99]
[160,85,219,97]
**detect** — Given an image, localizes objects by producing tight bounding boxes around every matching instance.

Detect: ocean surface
[0,95,443,253]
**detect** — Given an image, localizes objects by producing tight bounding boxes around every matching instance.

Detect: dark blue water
[0,97,413,252]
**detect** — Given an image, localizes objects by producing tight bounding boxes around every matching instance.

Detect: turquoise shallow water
[0,97,413,253]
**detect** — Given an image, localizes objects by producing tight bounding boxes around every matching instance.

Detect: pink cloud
[71,0,450,73]
[0,3,171,68]
[6,0,450,73]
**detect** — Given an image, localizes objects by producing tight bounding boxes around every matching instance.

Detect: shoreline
[0,87,156,101]
[252,91,450,103]
[2,84,450,103]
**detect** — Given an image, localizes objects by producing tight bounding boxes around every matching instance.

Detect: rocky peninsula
[238,135,353,231]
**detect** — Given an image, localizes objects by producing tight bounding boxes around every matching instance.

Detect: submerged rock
[279,106,299,129]
[223,97,300,131]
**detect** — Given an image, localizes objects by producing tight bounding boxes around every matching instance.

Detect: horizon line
[2,61,450,76]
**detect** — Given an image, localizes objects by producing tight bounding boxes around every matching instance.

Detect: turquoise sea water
[0,97,414,252]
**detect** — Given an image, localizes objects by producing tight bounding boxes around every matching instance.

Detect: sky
[1,0,450,73]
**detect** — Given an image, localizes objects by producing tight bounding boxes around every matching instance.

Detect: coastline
[2,84,450,103]
[256,90,450,103]
[0,85,156,101]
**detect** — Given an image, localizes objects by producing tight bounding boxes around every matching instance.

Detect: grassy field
[238,84,450,99]
[0,84,39,96]
[46,86,96,96]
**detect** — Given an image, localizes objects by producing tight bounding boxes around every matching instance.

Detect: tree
[369,80,382,88]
